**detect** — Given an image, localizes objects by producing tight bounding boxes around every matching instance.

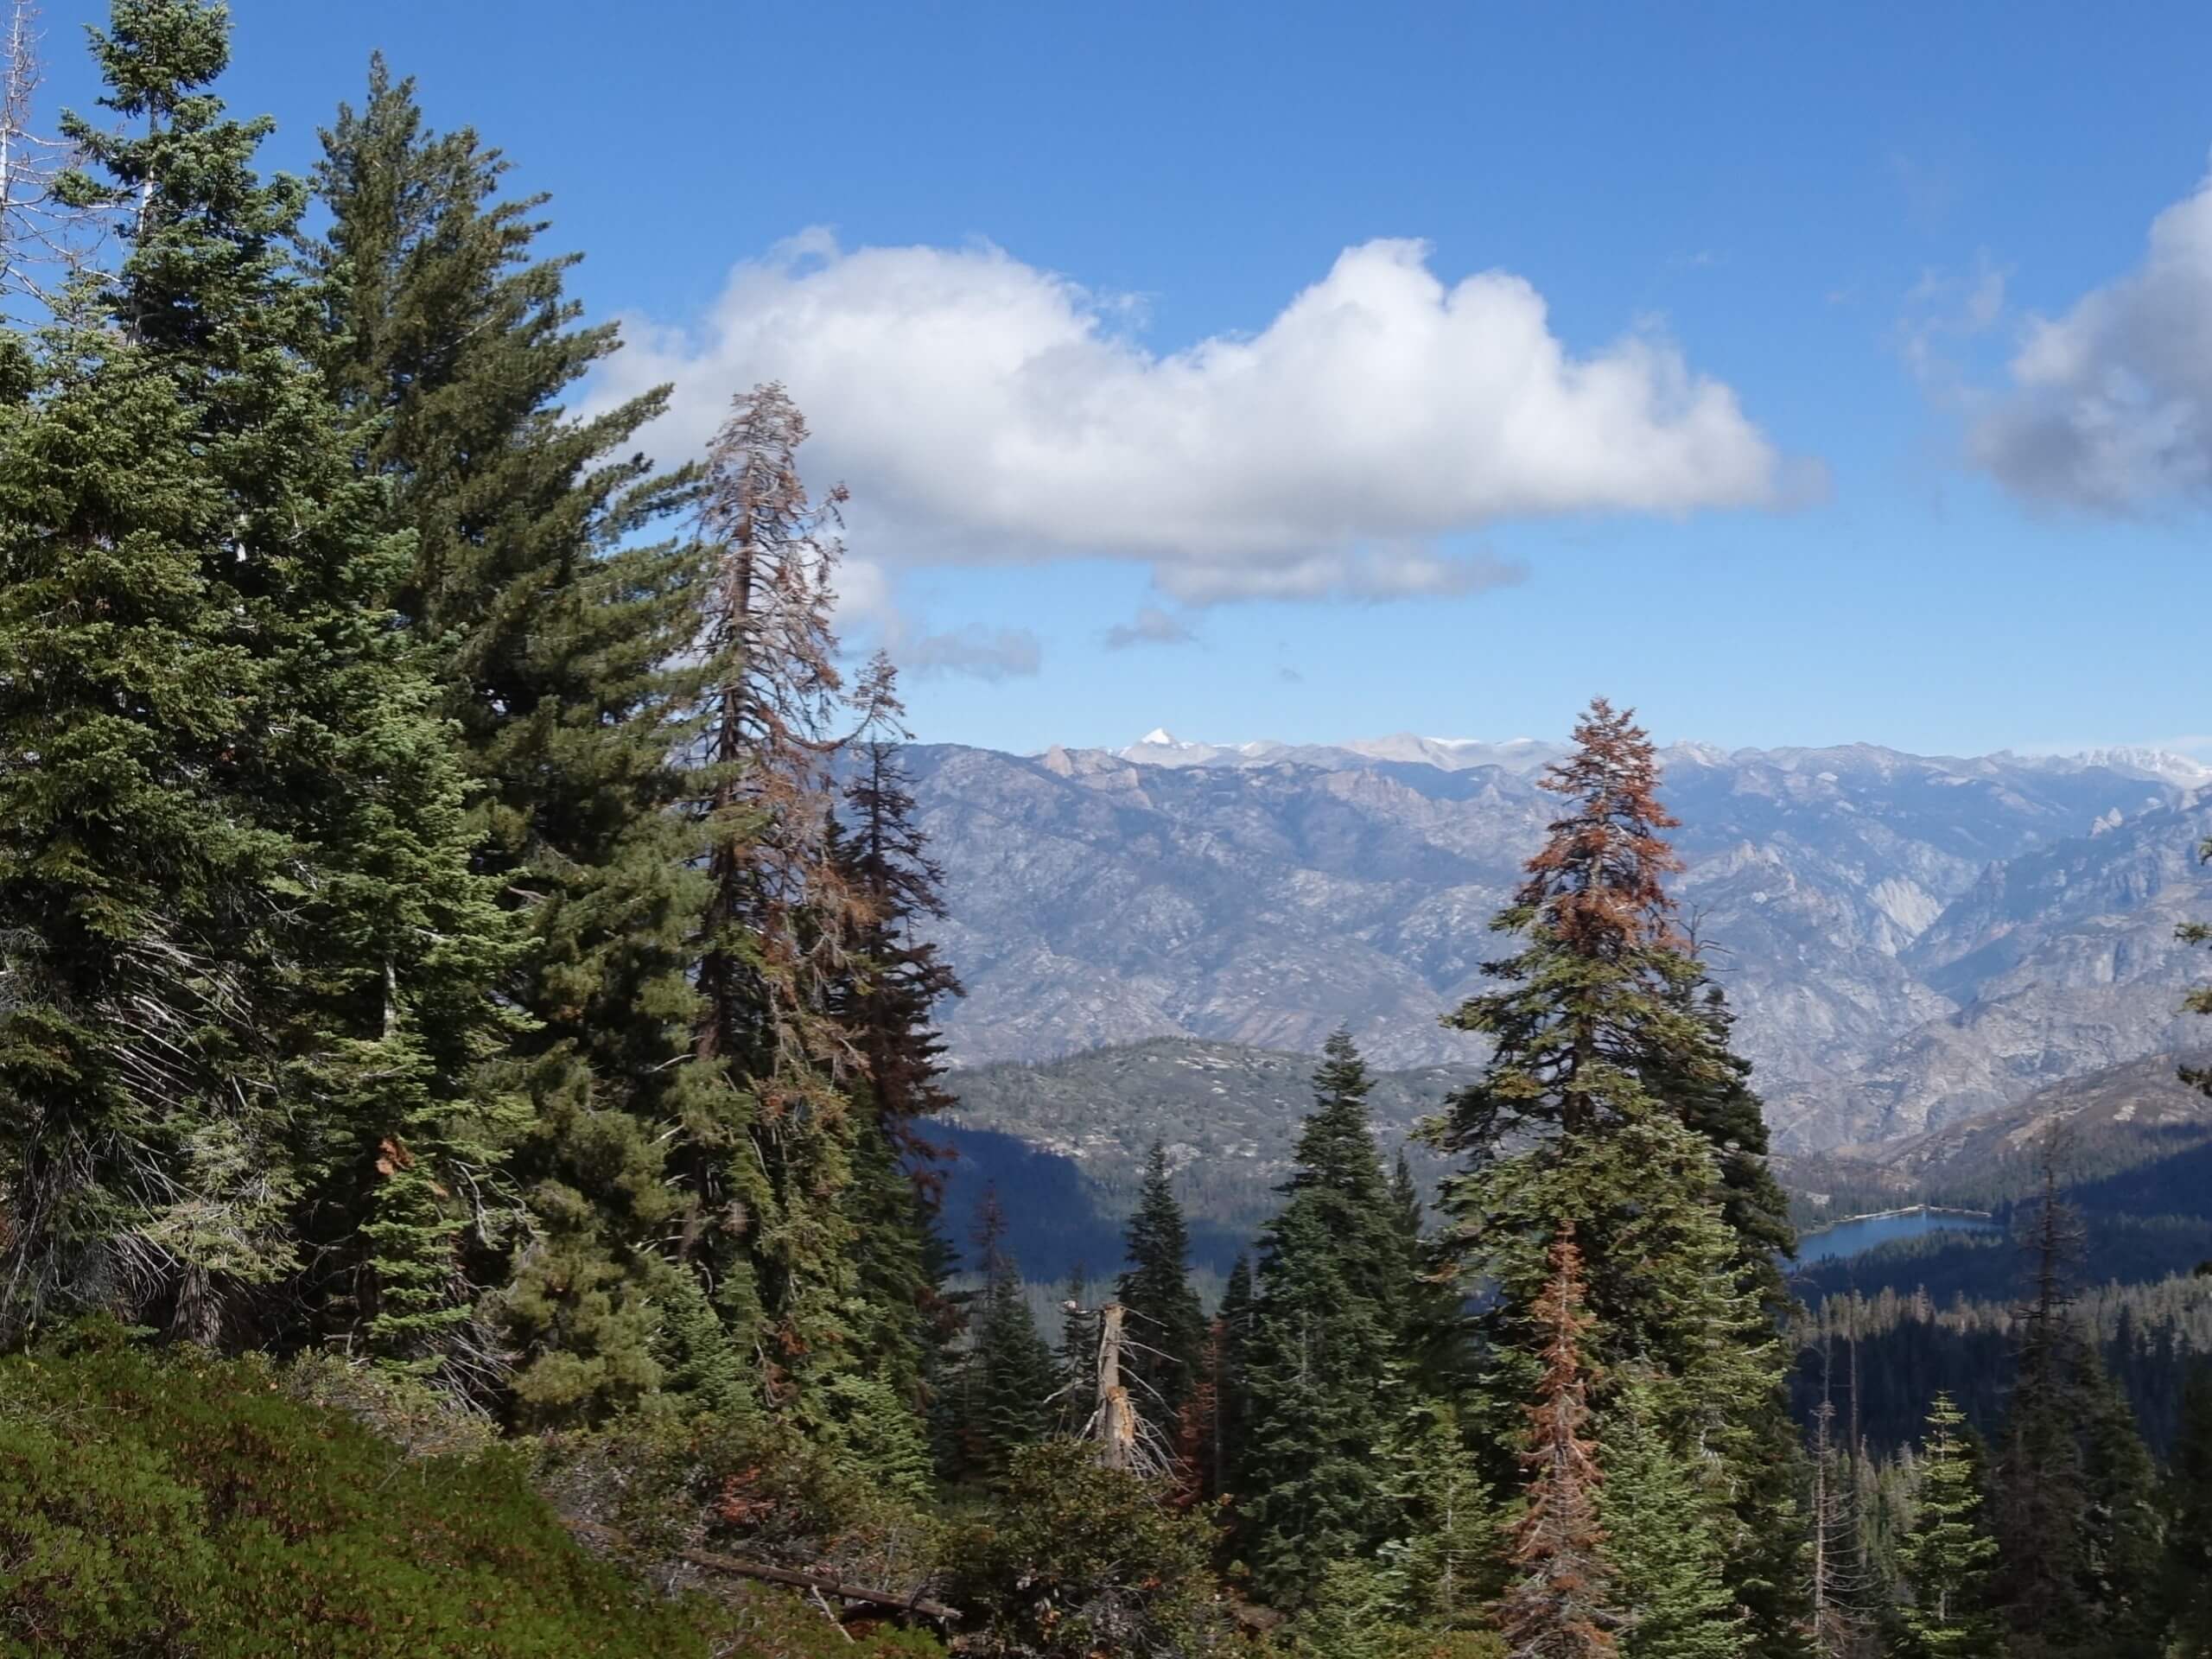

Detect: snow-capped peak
[1137,727,1179,747]
[2070,747,2212,785]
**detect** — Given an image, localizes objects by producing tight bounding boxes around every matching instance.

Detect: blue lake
[1791,1209,2005,1267]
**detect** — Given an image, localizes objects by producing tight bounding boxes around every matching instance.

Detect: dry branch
[563,1517,961,1624]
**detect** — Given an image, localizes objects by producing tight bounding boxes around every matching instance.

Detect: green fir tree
[1595,1375,1743,1659]
[1434,700,1787,1647]
[1115,1141,1206,1449]
[1383,1396,1497,1633]
[1238,1031,1414,1605]
[1053,1262,1101,1436]
[307,57,713,1414]
[954,1191,1058,1481]
[0,0,518,1370]
[831,653,962,1421]
[1894,1393,1999,1659]
[1989,1134,2165,1659]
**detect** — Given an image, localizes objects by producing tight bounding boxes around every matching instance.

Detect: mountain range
[912,730,2212,1151]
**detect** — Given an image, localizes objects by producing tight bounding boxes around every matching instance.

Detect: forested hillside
[4,8,2212,1659]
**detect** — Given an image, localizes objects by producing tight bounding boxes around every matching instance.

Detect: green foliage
[945,1194,1058,1482]
[831,666,964,1441]
[1382,1398,1499,1631]
[817,1369,938,1505]
[946,1439,1226,1659]
[1894,1394,1999,1659]
[1055,1261,1104,1435]
[1290,1558,1402,1659]
[308,53,713,1417]
[1117,1141,1209,1442]
[1433,702,1795,1656]
[2167,1361,2212,1656]
[1593,1376,1743,1659]
[1238,1032,1421,1605]
[0,0,519,1361]
[1989,1162,2166,1658]
[0,1330,715,1657]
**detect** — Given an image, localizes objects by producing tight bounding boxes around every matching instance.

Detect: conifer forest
[3,5,2212,1657]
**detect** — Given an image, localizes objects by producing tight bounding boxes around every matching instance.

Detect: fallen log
[564,1517,960,1624]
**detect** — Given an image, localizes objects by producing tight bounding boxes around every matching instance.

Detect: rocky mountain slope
[1777,1050,2212,1212]
[942,1036,1472,1188]
[912,734,2212,1150]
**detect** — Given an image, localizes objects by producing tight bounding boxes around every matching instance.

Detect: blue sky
[36,1,2212,757]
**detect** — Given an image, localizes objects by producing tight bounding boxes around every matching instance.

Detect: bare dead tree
[0,0,105,306]
[692,382,862,1091]
[1805,1332,1879,1657]
[1054,1300,1176,1478]
[681,383,876,1389]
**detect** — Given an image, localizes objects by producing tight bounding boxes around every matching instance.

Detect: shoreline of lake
[1789,1205,2007,1268]
[1811,1202,1996,1228]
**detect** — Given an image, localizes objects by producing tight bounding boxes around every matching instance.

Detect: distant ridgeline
[930,1121,1256,1286]
[931,1036,1469,1282]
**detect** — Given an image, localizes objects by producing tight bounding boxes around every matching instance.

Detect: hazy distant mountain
[911,733,2212,1150]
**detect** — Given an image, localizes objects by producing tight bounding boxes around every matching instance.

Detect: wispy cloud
[1896,251,2010,396]
[899,625,1043,682]
[1103,605,1197,650]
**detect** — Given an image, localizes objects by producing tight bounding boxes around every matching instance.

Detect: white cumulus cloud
[594,232,1796,605]
[1972,167,2212,508]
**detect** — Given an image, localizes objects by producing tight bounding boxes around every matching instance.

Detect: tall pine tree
[1238,1030,1413,1605]
[0,0,516,1369]
[307,58,714,1415]
[686,382,867,1422]
[1895,1394,1999,1659]
[833,652,961,1415]
[950,1190,1058,1482]
[1436,700,1784,1643]
[1989,1133,2164,1659]
[1116,1141,1207,1452]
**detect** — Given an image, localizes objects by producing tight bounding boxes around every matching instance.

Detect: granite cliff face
[909,734,2212,1150]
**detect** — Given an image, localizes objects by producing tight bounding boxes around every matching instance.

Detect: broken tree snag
[562,1517,960,1624]
[1095,1300,1138,1472]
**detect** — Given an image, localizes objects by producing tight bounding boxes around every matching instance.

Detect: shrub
[536,1402,948,1604]
[945,1439,1230,1658]
[0,1326,936,1657]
